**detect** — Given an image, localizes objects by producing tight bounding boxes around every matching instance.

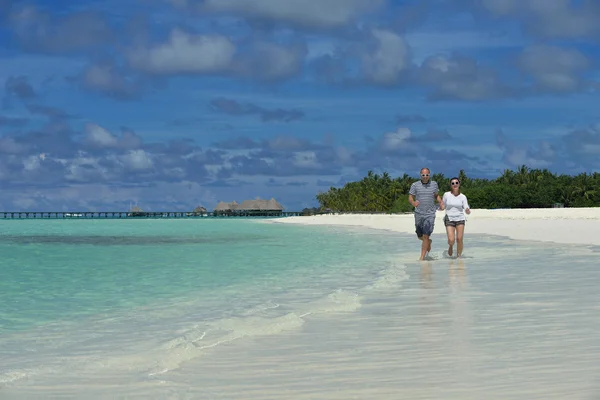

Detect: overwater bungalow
[191,206,208,216]
[213,198,284,216]
[127,205,148,217]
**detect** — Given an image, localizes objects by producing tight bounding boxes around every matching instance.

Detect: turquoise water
[0,219,404,388]
[2,219,600,399]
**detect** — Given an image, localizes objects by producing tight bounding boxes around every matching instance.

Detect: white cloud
[200,0,383,29]
[419,54,507,100]
[23,155,41,171]
[0,137,27,154]
[233,41,307,81]
[293,151,320,168]
[127,29,236,75]
[362,29,410,85]
[518,45,590,92]
[381,127,412,150]
[481,0,600,38]
[85,123,119,148]
[83,123,143,150]
[122,149,154,171]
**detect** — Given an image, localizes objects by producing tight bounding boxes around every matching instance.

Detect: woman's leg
[456,223,465,257]
[446,225,456,256]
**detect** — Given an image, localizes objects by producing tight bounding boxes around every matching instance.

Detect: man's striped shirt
[409,180,439,215]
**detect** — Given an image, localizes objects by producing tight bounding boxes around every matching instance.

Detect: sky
[1,0,599,211]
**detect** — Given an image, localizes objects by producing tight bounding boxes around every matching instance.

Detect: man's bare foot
[448,245,453,257]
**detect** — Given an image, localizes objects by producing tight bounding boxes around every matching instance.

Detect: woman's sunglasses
[451,181,459,185]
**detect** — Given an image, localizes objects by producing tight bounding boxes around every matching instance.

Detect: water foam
[364,261,410,291]
[0,223,408,391]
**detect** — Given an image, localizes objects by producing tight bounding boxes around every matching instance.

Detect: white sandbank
[270,208,600,246]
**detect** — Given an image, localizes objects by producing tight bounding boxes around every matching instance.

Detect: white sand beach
[3,210,599,399]
[148,209,600,400]
[270,207,600,246]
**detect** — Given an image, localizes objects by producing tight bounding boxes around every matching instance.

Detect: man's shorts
[444,215,465,227]
[415,213,435,238]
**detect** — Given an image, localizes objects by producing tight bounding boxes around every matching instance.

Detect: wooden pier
[0,211,303,219]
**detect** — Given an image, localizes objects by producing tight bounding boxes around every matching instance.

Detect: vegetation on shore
[314,165,599,213]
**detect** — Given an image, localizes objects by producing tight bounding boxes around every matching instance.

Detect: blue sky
[1,0,600,211]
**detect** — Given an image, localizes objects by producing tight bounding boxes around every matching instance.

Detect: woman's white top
[442,192,470,221]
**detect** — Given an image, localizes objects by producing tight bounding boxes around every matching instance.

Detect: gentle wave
[0,259,408,388]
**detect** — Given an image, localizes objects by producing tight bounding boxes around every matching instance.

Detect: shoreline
[268,208,600,247]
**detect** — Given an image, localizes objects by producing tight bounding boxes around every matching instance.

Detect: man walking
[408,167,444,260]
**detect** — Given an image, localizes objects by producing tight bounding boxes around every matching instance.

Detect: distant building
[128,205,148,217]
[214,200,239,212]
[192,206,208,215]
[213,198,284,215]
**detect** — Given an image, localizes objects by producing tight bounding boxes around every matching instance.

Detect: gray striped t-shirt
[409,180,439,215]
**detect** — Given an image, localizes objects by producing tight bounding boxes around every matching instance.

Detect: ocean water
[2,219,600,399]
[0,218,405,395]
[165,232,600,400]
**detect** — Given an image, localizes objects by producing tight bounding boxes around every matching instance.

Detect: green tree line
[314,165,599,213]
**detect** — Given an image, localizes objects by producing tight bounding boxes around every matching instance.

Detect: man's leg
[422,214,435,259]
[415,215,426,260]
[416,214,433,260]
[420,234,430,260]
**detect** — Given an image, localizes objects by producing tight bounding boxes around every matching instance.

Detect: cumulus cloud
[83,123,143,150]
[26,104,72,120]
[517,45,592,93]
[125,28,307,82]
[380,127,412,151]
[195,0,384,29]
[495,129,555,168]
[209,97,305,122]
[419,53,512,100]
[81,60,142,99]
[232,41,308,81]
[8,5,113,53]
[127,29,236,75]
[478,0,600,39]
[4,76,36,99]
[361,29,411,86]
[562,125,600,168]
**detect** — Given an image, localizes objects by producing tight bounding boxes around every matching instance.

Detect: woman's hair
[450,177,461,194]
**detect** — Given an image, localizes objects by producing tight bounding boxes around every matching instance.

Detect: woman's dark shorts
[444,215,465,227]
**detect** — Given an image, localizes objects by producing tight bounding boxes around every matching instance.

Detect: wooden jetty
[0,211,302,219]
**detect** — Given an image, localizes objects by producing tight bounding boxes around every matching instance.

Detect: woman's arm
[463,195,471,215]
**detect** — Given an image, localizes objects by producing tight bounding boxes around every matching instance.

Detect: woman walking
[443,177,471,258]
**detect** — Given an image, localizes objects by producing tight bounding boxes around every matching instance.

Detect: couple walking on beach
[408,168,471,260]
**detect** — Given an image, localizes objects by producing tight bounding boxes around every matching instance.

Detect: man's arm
[408,194,418,207]
[435,192,445,210]
[408,184,418,207]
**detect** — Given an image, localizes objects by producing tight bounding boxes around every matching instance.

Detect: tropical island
[313,165,600,213]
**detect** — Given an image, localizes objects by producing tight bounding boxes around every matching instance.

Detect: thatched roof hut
[130,205,143,212]
[214,200,238,211]
[213,198,283,212]
[193,206,207,214]
[237,197,283,211]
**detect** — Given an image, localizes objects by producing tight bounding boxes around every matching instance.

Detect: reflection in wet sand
[448,258,474,376]
[449,258,467,289]
[420,261,434,289]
